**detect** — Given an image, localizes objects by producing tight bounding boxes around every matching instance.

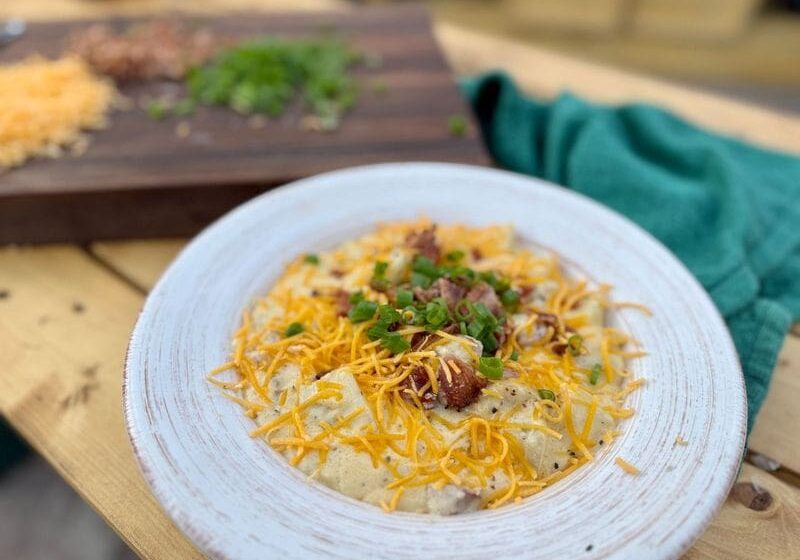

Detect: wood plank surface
[2,1,800,559]
[0,6,487,243]
[433,22,800,155]
[0,241,794,559]
[0,246,201,560]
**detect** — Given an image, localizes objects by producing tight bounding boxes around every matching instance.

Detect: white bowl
[125,162,746,559]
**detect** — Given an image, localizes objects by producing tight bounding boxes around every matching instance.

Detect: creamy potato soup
[209,221,645,513]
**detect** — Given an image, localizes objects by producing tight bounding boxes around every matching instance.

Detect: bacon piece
[413,278,465,311]
[333,289,351,317]
[406,226,441,263]
[466,281,503,316]
[401,366,436,409]
[437,358,487,410]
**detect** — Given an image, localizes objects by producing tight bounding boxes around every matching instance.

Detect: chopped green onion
[424,299,450,331]
[538,389,556,401]
[371,79,388,95]
[395,289,413,308]
[304,254,320,265]
[567,334,584,356]
[445,249,465,262]
[412,255,439,278]
[411,272,432,289]
[510,350,519,361]
[380,333,410,354]
[478,356,504,379]
[348,300,377,323]
[500,289,520,310]
[589,363,602,385]
[348,291,365,305]
[173,98,196,117]
[284,322,304,337]
[145,100,167,121]
[370,260,390,291]
[448,114,468,137]
[454,299,473,321]
[373,261,388,276]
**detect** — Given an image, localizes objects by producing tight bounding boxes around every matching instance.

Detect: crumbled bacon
[406,226,441,262]
[471,247,483,261]
[410,332,432,351]
[413,278,465,310]
[401,366,436,409]
[466,281,503,316]
[437,358,487,410]
[333,289,351,317]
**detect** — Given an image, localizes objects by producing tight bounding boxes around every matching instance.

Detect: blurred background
[2,0,799,558]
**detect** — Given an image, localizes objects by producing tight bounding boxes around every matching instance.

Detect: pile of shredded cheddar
[0,56,116,168]
[211,220,647,512]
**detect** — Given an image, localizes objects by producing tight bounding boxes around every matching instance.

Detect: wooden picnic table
[1,1,799,558]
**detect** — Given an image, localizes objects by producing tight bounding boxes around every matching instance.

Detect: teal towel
[462,72,800,434]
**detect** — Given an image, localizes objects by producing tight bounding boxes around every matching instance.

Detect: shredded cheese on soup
[210,220,646,513]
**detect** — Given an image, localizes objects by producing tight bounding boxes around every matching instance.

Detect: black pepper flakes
[586,544,593,552]
[0,289,9,300]
[554,462,559,469]
[72,301,85,314]
[491,407,498,414]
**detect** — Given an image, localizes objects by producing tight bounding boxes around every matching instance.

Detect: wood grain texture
[433,22,800,155]
[0,245,202,560]
[0,212,791,560]
[0,1,798,558]
[684,463,800,559]
[124,163,746,559]
[91,239,187,292]
[0,6,488,243]
[748,335,800,474]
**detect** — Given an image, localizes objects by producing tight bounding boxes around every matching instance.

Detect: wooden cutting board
[0,6,490,243]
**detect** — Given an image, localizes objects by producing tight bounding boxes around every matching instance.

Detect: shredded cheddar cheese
[211,219,647,513]
[615,456,640,475]
[0,56,117,168]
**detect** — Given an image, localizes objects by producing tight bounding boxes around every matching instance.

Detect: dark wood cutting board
[0,6,490,243]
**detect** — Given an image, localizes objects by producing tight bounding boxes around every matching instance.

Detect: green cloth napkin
[462,72,800,434]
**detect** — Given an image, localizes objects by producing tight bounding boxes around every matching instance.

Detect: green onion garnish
[448,114,468,137]
[510,350,519,361]
[567,334,583,356]
[589,363,602,385]
[348,300,378,323]
[395,289,413,308]
[445,249,465,262]
[424,299,450,331]
[348,291,365,305]
[500,289,520,310]
[411,271,432,289]
[454,299,473,321]
[373,261,388,276]
[173,98,196,117]
[284,322,304,337]
[380,332,410,354]
[304,254,320,265]
[412,255,440,278]
[478,356,504,379]
[538,389,556,401]
[145,100,167,121]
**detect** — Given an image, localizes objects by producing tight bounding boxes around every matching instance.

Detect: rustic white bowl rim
[124,162,746,560]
